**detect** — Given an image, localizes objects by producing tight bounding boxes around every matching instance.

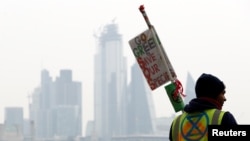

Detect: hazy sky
[1,0,250,135]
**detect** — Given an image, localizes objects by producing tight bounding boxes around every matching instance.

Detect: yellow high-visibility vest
[171,109,225,141]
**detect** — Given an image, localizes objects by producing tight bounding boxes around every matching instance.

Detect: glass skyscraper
[127,63,156,135]
[30,69,82,140]
[93,22,157,141]
[94,22,127,141]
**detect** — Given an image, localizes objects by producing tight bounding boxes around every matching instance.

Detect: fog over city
[1,0,250,138]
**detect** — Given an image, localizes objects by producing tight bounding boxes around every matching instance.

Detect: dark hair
[195,73,225,98]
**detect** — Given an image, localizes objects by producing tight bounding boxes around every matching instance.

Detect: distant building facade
[93,22,128,141]
[2,107,24,141]
[126,63,156,135]
[29,69,82,140]
[4,107,24,134]
[92,21,165,141]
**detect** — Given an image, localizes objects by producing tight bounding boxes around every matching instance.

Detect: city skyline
[0,65,196,140]
[1,0,250,137]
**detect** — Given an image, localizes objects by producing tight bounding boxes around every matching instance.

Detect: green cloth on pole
[165,82,184,112]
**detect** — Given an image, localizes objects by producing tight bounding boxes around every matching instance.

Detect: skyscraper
[53,70,82,137]
[30,69,82,139]
[127,63,156,135]
[94,22,127,141]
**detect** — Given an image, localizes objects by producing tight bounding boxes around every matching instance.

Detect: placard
[129,27,176,90]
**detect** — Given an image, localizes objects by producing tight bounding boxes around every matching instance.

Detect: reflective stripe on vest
[172,109,225,141]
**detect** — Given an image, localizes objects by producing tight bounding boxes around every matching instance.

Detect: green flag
[165,80,185,112]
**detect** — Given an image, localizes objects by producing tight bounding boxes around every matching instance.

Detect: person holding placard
[169,73,238,141]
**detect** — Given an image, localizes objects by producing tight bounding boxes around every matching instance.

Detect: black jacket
[169,98,238,140]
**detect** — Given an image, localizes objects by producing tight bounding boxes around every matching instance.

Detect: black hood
[184,98,218,113]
